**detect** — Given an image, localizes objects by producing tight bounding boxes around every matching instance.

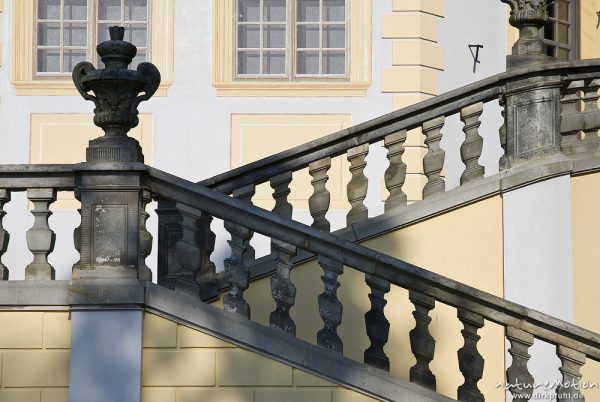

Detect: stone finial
[72,26,160,163]
[502,0,552,68]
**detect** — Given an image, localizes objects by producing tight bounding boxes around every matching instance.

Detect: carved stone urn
[72,26,160,163]
[502,0,553,68]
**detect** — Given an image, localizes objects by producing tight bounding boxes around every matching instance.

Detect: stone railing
[150,166,600,402]
[185,59,600,298]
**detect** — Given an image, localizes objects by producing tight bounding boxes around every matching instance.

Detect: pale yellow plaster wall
[0,311,71,402]
[214,195,505,401]
[141,312,377,402]
[231,114,351,210]
[570,172,600,401]
[580,0,600,59]
[30,113,153,209]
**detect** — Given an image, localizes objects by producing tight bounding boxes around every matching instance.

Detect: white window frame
[34,0,151,76]
[235,0,350,80]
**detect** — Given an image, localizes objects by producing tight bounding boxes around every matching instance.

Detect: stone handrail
[151,166,599,400]
[201,59,600,195]
[0,165,76,280]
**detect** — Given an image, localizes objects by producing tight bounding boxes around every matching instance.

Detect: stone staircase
[1,13,600,402]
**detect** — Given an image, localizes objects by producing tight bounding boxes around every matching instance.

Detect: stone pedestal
[72,163,152,281]
[501,74,563,169]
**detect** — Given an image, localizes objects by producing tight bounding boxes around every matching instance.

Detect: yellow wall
[141,313,377,402]
[580,0,600,59]
[571,172,600,401]
[0,311,70,402]
[214,195,505,401]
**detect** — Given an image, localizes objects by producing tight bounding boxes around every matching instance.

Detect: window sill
[12,80,172,97]
[213,81,370,97]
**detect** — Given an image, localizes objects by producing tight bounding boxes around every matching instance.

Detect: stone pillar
[71,26,160,281]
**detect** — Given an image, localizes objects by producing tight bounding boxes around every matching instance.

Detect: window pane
[131,49,147,68]
[557,48,569,60]
[38,22,61,46]
[263,51,285,74]
[64,23,87,46]
[63,49,86,71]
[323,25,344,48]
[64,0,87,20]
[297,0,319,22]
[297,25,319,48]
[238,50,260,74]
[124,23,147,47]
[557,23,568,44]
[98,23,112,42]
[557,0,569,20]
[38,0,61,20]
[323,51,345,74]
[125,0,147,21]
[263,25,285,48]
[264,0,286,22]
[297,51,319,74]
[238,0,260,22]
[238,25,260,48]
[99,0,122,20]
[38,49,61,72]
[323,0,345,21]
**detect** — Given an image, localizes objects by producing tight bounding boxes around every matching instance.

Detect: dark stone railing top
[201,59,600,194]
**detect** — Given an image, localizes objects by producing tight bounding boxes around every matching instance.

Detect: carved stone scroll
[384,130,407,212]
[422,117,446,198]
[309,158,331,232]
[364,274,391,371]
[556,346,586,402]
[457,309,485,402]
[409,290,436,390]
[25,188,56,280]
[0,190,9,280]
[460,103,485,185]
[317,256,344,352]
[347,144,369,225]
[506,327,535,401]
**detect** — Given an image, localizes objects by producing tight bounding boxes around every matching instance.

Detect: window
[542,0,579,61]
[213,0,371,96]
[36,0,149,74]
[12,0,173,95]
[236,0,347,78]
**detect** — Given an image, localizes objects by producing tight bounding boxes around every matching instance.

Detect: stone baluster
[233,185,256,263]
[25,188,56,280]
[138,189,153,281]
[556,346,586,402]
[309,157,331,232]
[460,103,485,185]
[271,171,293,220]
[560,80,584,153]
[224,206,253,318]
[173,203,204,297]
[317,256,344,352]
[0,190,9,280]
[499,97,508,170]
[506,327,535,401]
[269,171,297,334]
[364,274,391,371]
[409,290,436,390]
[72,208,82,270]
[384,130,407,212]
[347,144,369,225]
[269,239,297,334]
[457,309,485,402]
[422,117,445,198]
[197,212,218,300]
[582,79,600,148]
